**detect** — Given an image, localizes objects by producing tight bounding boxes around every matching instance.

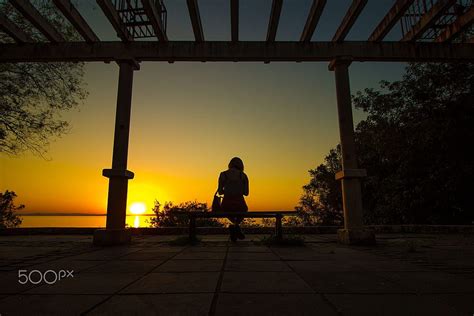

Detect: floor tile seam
[72,248,149,275]
[323,292,474,295]
[112,293,214,296]
[215,291,335,294]
[80,245,192,315]
[0,293,112,296]
[140,271,223,274]
[108,291,217,295]
[293,270,431,272]
[208,239,230,316]
[168,258,224,261]
[227,252,272,254]
[320,294,343,316]
[222,270,291,272]
[267,246,341,316]
[0,247,102,270]
[65,248,146,270]
[225,259,281,261]
[183,250,228,252]
[110,259,178,261]
[320,290,474,294]
[167,258,225,260]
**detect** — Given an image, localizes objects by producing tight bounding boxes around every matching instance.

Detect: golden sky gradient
[0,1,407,214]
[0,61,405,214]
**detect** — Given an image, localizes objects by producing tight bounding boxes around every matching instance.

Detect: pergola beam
[142,0,168,42]
[435,5,474,42]
[332,0,367,42]
[267,0,283,42]
[0,11,33,43]
[300,0,326,42]
[401,0,456,41]
[96,0,133,42]
[368,0,414,42]
[231,0,239,42]
[52,0,99,43]
[186,0,204,42]
[0,41,472,63]
[10,0,64,42]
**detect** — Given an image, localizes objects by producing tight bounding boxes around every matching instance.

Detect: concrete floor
[0,233,473,315]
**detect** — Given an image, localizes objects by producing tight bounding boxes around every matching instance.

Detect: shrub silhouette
[148,200,223,227]
[0,191,23,228]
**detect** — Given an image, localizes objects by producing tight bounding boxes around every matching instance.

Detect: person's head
[228,157,244,171]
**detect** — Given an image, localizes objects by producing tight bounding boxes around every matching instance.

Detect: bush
[148,200,224,228]
[0,191,24,228]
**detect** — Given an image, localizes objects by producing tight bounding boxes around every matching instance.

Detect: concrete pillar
[93,61,139,246]
[329,58,375,245]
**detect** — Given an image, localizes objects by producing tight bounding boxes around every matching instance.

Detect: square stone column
[329,58,375,245]
[93,60,139,246]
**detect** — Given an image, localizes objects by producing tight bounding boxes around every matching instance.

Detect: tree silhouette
[295,147,343,225]
[0,191,23,228]
[297,62,474,225]
[0,1,87,156]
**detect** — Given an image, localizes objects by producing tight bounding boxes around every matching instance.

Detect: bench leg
[275,215,283,241]
[189,216,196,240]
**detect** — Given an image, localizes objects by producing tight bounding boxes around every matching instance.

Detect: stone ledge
[335,169,367,180]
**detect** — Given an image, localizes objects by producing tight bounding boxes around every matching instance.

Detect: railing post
[275,214,283,241]
[189,214,197,241]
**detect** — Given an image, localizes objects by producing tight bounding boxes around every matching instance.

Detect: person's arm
[243,173,249,196]
[218,172,225,195]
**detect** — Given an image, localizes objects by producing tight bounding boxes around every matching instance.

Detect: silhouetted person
[218,157,249,242]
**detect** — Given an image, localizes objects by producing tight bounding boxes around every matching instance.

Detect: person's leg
[228,224,237,242]
[234,216,245,240]
[234,216,243,225]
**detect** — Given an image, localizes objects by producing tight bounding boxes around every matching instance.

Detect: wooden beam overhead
[267,0,283,42]
[332,0,367,42]
[10,0,64,42]
[401,0,456,41]
[141,0,168,42]
[435,5,474,42]
[0,11,33,43]
[300,0,326,42]
[52,0,99,42]
[96,0,133,42]
[231,0,239,42]
[1,41,473,63]
[368,0,414,42]
[186,0,204,42]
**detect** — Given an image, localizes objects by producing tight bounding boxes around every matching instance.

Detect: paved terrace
[0,233,473,315]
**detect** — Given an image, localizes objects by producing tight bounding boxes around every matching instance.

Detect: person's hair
[228,157,244,171]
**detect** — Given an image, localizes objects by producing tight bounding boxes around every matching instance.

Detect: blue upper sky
[74,0,404,42]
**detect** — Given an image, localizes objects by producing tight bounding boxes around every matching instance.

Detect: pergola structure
[1,0,473,245]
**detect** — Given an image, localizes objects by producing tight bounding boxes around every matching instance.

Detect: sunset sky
[0,0,407,214]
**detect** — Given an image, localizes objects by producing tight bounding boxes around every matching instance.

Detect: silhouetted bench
[187,211,297,240]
